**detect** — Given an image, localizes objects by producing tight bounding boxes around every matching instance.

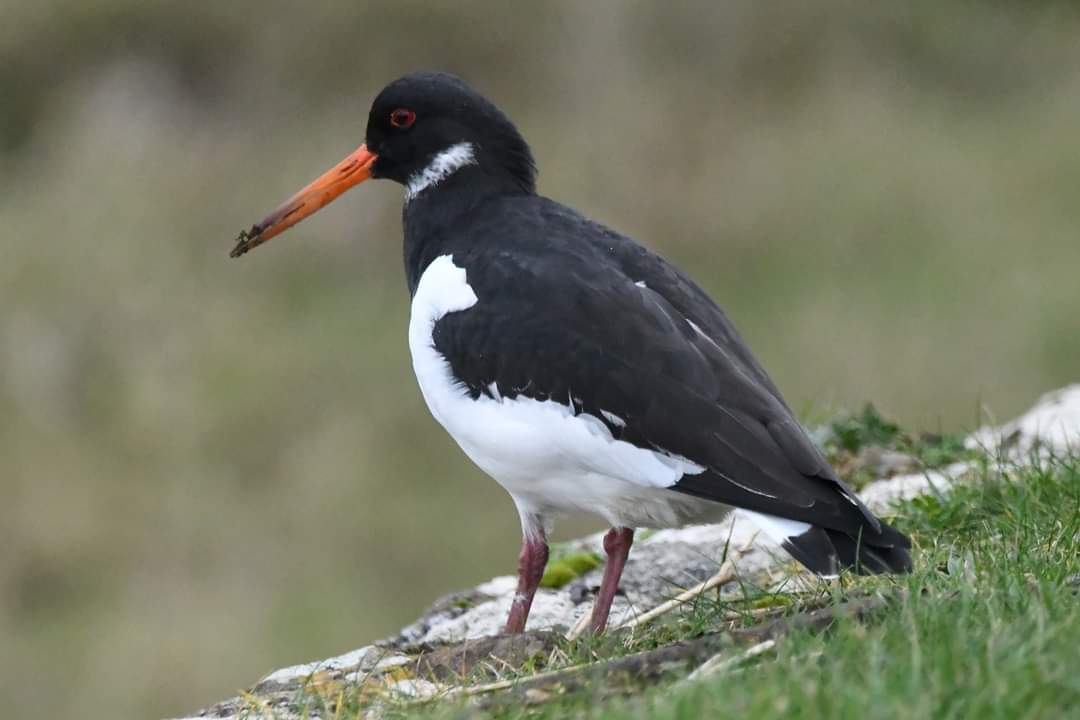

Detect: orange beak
[230,144,377,257]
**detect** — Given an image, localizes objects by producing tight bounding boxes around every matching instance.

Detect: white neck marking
[405,142,477,203]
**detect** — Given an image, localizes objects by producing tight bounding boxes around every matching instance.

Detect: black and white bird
[231,72,912,635]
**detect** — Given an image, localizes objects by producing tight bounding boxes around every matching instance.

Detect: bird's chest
[406,255,705,519]
[406,254,563,486]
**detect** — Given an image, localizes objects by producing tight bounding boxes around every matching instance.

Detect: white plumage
[407,255,730,533]
[404,143,477,203]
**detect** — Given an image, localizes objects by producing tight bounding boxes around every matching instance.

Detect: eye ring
[390,108,416,129]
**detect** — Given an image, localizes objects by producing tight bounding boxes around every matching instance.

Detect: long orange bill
[230,144,377,257]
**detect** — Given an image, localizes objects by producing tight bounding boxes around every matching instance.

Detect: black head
[366,72,536,195]
[230,72,535,257]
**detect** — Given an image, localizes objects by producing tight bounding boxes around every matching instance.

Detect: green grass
[827,404,904,454]
[410,453,1080,720]
[819,404,976,488]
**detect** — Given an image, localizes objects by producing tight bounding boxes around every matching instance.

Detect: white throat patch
[405,142,477,203]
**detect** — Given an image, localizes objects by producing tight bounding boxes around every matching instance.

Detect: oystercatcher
[231,72,912,635]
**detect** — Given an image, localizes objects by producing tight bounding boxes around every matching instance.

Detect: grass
[377,451,1080,720]
[820,404,976,489]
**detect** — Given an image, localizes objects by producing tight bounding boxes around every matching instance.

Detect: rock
[171,384,1080,720]
[854,447,920,477]
[256,645,409,689]
[967,385,1080,457]
[413,630,561,682]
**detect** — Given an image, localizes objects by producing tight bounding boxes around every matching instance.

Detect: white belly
[407,255,728,529]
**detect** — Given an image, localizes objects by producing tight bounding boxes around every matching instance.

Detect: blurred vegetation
[2,1,1079,718]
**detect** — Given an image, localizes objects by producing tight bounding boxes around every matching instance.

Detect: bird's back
[421,192,910,574]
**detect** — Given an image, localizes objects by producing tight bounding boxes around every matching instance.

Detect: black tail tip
[782,524,913,576]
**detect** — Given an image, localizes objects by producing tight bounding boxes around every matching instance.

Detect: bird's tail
[745,511,912,576]
[781,522,912,576]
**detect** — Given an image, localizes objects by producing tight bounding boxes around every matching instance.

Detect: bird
[230,72,912,635]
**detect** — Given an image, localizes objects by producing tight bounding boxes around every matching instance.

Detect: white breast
[407,255,727,530]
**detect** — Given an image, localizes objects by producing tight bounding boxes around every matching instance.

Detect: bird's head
[230,72,535,257]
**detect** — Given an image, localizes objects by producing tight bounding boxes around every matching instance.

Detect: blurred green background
[3,1,1079,717]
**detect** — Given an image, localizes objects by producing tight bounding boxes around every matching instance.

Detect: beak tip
[229,227,259,258]
[230,143,375,260]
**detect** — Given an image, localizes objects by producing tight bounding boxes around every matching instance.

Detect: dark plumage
[424,193,910,575]
[233,72,912,635]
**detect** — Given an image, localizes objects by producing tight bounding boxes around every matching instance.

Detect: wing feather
[431,198,900,545]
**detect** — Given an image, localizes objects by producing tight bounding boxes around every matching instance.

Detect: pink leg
[504,529,549,634]
[589,527,635,634]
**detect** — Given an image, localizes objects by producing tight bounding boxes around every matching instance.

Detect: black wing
[433,196,909,555]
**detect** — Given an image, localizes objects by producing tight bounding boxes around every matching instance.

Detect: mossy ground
[821,403,976,489]
[539,550,604,590]
[263,444,1079,720]
[405,452,1080,719]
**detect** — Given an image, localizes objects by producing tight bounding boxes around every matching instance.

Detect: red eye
[390,108,416,129]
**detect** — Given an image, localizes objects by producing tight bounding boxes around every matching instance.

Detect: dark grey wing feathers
[434,196,905,549]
